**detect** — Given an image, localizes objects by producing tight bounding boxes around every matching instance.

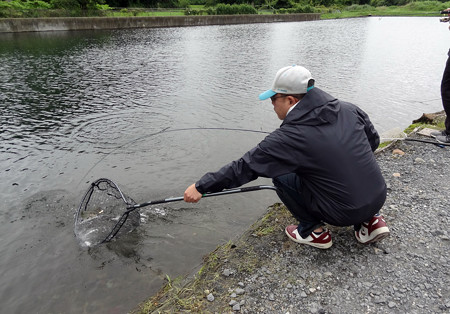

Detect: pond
[0,16,448,313]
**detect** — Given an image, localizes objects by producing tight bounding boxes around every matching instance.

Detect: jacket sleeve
[195,134,298,194]
[357,107,380,152]
[195,148,259,194]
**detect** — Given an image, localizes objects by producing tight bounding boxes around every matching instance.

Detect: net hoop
[74,178,139,247]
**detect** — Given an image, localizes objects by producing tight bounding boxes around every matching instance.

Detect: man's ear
[289,96,300,104]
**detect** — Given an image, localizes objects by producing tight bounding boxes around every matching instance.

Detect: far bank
[0,14,320,33]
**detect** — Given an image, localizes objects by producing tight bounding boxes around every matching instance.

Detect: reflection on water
[0,17,448,313]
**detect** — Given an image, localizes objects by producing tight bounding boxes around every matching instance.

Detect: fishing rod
[380,137,450,147]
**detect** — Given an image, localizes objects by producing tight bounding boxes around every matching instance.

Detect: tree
[273,0,291,9]
[51,0,104,11]
[78,0,100,10]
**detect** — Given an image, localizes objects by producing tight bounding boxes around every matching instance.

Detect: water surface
[0,17,448,313]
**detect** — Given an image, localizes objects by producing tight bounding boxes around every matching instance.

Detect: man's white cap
[259,65,314,100]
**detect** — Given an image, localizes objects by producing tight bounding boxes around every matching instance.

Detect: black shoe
[430,130,446,138]
[436,134,450,143]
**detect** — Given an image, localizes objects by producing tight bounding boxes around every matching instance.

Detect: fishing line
[78,127,271,186]
[78,126,448,186]
[411,98,441,105]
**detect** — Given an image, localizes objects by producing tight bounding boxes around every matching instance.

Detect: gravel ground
[236,136,450,314]
[142,133,450,314]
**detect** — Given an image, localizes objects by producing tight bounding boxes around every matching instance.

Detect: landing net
[74,178,140,247]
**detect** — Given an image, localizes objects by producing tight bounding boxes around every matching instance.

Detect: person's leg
[432,51,450,141]
[442,50,450,135]
[272,173,323,238]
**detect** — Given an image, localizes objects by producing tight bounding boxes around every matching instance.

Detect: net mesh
[74,178,140,247]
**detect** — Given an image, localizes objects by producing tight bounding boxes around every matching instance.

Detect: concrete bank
[0,13,320,33]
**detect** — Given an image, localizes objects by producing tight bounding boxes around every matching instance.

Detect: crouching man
[184,65,389,249]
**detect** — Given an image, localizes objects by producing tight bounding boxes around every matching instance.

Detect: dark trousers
[442,49,450,134]
[273,173,323,238]
[273,173,368,238]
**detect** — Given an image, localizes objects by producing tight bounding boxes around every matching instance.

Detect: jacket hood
[282,87,340,126]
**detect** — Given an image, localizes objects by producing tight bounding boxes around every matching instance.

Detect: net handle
[103,185,277,244]
[128,185,277,210]
[82,182,277,245]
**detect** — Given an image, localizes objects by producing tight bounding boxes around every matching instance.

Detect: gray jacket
[196,87,386,226]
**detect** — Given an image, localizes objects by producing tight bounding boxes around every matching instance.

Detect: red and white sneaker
[355,214,390,244]
[285,225,333,249]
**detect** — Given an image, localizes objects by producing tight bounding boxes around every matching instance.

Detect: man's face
[271,94,293,120]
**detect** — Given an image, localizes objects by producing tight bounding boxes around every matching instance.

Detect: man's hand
[184,183,203,203]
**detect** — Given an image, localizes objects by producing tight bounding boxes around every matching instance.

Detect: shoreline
[0,14,320,33]
[133,116,450,313]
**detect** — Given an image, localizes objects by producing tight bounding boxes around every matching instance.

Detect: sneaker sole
[356,227,390,244]
[366,231,390,243]
[284,229,333,249]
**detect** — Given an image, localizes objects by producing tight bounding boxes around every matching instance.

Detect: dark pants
[273,173,323,238]
[273,173,367,238]
[442,49,450,134]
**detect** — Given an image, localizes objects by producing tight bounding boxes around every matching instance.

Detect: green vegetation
[321,1,450,19]
[1,0,449,18]
[403,121,445,134]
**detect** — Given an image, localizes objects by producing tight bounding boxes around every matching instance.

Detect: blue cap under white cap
[259,65,314,100]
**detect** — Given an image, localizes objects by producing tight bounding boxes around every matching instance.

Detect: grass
[2,2,450,18]
[319,2,450,19]
[111,3,448,19]
[105,8,186,17]
[321,8,443,19]
[253,207,281,236]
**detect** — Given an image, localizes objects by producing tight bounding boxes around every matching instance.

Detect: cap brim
[259,89,276,100]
